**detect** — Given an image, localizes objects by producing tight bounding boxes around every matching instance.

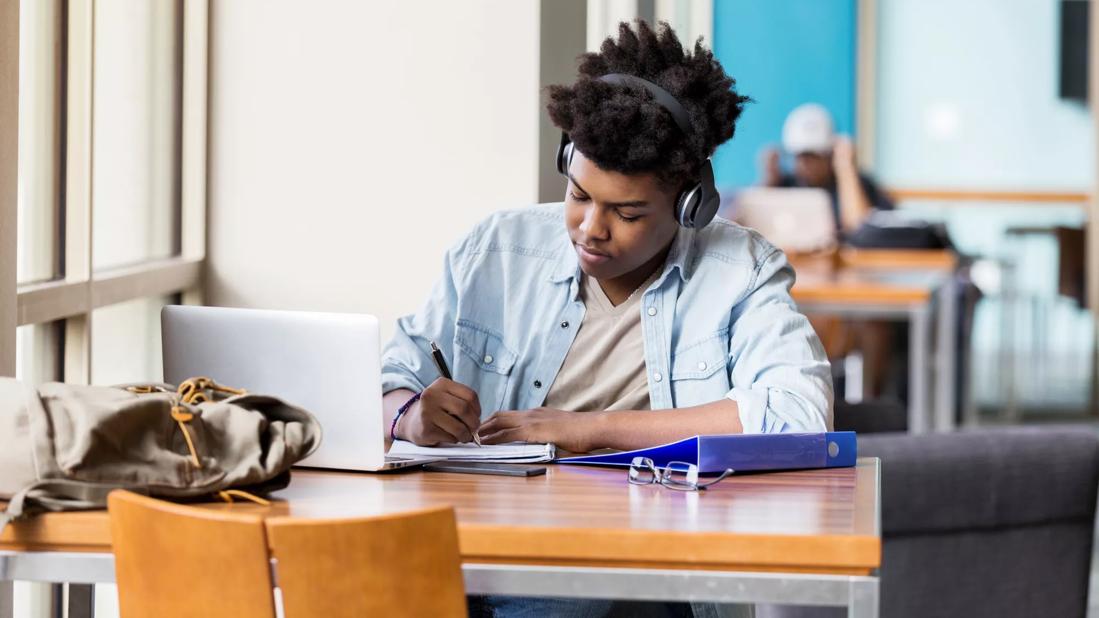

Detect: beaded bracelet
[390,391,421,441]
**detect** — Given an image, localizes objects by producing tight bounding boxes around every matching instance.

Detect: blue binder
[557,432,857,474]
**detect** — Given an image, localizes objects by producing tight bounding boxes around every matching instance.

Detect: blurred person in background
[759,104,898,401]
[759,103,893,235]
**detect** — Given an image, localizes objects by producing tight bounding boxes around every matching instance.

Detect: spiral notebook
[388,440,556,463]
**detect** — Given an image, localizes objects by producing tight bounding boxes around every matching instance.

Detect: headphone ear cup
[556,134,573,176]
[675,184,703,228]
[675,160,720,228]
[691,160,720,229]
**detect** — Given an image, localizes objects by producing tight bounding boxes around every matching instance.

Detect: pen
[429,341,482,446]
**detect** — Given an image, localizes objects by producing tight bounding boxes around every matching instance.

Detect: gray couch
[758,427,1099,618]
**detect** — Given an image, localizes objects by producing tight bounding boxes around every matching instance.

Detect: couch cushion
[861,426,1099,534]
[756,520,1094,618]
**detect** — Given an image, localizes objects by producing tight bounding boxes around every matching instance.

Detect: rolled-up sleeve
[380,239,467,395]
[725,248,833,434]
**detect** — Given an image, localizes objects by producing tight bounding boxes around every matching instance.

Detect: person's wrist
[391,392,421,442]
[834,160,857,180]
[581,411,612,451]
[393,408,408,441]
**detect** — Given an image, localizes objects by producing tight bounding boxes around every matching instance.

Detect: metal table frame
[799,280,958,433]
[0,551,879,618]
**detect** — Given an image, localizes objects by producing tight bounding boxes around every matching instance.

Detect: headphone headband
[597,74,692,137]
[555,73,720,229]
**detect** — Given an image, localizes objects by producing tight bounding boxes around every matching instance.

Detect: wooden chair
[266,506,467,618]
[107,490,276,618]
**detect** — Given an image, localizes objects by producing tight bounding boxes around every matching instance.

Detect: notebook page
[389,440,556,463]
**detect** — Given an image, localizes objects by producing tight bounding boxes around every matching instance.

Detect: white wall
[875,0,1093,188]
[208,0,541,342]
[873,0,1095,410]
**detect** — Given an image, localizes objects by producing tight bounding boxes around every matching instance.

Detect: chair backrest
[107,490,276,618]
[266,505,467,618]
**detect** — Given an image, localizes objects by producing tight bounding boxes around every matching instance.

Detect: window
[92,0,181,271]
[91,295,174,386]
[4,1,205,614]
[14,322,62,384]
[3,0,209,386]
[15,0,61,285]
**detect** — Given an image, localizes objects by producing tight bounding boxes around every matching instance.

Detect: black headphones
[555,73,721,229]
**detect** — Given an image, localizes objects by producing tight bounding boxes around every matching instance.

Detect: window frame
[1,0,22,378]
[1,0,209,383]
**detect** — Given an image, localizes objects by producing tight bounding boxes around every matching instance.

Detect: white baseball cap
[782,103,835,155]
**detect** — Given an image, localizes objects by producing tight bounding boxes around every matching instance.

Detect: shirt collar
[548,226,698,286]
[662,226,696,282]
[549,230,581,284]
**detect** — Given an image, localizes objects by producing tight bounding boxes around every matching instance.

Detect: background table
[791,249,959,433]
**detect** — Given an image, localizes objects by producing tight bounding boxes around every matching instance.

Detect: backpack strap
[0,480,146,534]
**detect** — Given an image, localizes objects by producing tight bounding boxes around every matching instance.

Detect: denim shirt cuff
[726,386,767,434]
[381,372,425,396]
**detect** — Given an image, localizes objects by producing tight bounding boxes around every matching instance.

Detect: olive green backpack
[0,376,322,532]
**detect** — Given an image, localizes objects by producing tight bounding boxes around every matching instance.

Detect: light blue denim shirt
[381,203,833,433]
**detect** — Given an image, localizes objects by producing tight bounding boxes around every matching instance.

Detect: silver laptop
[161,305,438,471]
[733,187,837,254]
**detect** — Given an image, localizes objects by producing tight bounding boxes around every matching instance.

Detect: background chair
[107,490,276,618]
[758,427,1099,618]
[266,505,467,618]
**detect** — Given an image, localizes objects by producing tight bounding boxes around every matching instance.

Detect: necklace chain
[622,282,645,303]
[588,269,660,307]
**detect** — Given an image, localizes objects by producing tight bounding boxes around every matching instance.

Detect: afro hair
[547,20,749,187]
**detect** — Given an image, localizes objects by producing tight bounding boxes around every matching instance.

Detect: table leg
[67,584,94,618]
[0,581,11,618]
[934,279,958,431]
[908,307,931,433]
[1000,264,1020,423]
[847,576,879,618]
[50,583,62,618]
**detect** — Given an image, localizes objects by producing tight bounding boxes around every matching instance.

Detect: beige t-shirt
[543,271,658,412]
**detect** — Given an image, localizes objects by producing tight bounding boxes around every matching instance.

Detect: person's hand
[396,378,481,446]
[832,136,857,175]
[477,407,601,453]
[758,146,783,186]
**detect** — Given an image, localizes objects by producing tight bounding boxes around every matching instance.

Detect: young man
[759,103,893,234]
[381,22,831,456]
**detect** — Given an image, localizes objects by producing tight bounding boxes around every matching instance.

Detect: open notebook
[388,440,556,464]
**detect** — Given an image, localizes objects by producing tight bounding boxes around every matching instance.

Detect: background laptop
[732,187,837,254]
[161,305,437,471]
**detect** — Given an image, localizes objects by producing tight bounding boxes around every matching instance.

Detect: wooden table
[0,459,882,616]
[790,249,959,433]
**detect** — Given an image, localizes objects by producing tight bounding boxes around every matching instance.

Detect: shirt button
[697,361,707,371]
[653,372,663,383]
[560,321,569,328]
[484,354,493,364]
[647,307,657,316]
[534,380,542,388]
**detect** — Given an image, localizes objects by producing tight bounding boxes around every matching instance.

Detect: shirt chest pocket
[670,334,730,404]
[454,320,518,417]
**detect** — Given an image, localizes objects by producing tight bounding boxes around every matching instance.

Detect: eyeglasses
[627,457,734,491]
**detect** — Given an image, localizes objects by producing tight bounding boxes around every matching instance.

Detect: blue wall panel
[711,0,857,188]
